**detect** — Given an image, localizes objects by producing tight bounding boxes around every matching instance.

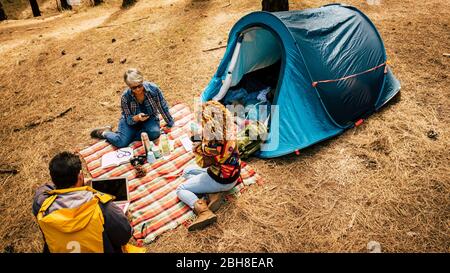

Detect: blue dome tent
[201,3,401,158]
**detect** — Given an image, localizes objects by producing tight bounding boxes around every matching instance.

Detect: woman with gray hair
[91,68,174,147]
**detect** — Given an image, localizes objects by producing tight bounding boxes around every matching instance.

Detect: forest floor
[0,0,448,252]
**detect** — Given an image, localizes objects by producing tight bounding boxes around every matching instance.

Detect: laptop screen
[91,177,128,202]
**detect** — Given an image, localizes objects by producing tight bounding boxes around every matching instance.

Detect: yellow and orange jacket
[32,185,135,253]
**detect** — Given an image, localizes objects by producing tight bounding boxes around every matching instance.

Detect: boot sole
[90,126,113,138]
[188,215,217,231]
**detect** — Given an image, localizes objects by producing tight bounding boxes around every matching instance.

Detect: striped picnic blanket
[79,104,263,244]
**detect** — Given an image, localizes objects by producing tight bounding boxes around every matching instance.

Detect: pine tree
[29,0,41,17]
[262,0,289,12]
[0,1,7,21]
[122,0,137,8]
[60,0,72,10]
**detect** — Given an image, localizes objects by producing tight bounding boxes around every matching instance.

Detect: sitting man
[32,152,133,253]
[90,68,175,147]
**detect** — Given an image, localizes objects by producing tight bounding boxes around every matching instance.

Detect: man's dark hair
[49,152,82,189]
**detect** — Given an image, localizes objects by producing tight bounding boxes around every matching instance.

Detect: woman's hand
[133,113,150,122]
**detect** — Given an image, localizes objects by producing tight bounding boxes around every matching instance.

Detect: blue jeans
[104,117,161,148]
[176,166,237,208]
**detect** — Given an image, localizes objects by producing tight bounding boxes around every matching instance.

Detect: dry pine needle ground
[0,0,448,252]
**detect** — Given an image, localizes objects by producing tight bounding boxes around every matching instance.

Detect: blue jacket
[120,81,174,127]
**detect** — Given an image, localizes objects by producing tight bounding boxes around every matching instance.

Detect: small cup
[152,146,161,159]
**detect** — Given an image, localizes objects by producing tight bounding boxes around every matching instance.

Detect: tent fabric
[231,27,282,86]
[201,3,401,158]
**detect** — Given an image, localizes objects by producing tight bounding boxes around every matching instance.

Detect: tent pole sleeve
[212,35,244,101]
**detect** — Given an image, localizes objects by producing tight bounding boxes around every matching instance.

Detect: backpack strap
[93,192,114,204]
[37,195,58,219]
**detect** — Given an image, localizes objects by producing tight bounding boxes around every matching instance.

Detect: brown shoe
[207,192,225,212]
[188,199,217,231]
[90,125,112,139]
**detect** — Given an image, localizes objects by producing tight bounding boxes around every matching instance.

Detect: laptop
[90,176,130,213]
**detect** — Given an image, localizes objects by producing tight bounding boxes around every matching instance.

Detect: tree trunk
[93,0,103,6]
[0,2,7,21]
[262,0,289,12]
[29,0,41,17]
[122,0,137,8]
[60,0,72,10]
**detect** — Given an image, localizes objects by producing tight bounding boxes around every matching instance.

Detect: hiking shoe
[188,199,217,231]
[207,192,225,213]
[90,125,112,139]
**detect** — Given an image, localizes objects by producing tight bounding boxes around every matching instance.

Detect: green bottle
[160,133,170,157]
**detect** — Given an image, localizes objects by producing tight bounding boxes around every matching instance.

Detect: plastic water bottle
[190,122,202,142]
[147,139,156,163]
[191,122,201,136]
[146,150,156,164]
[152,145,161,159]
[190,122,198,134]
[160,133,170,157]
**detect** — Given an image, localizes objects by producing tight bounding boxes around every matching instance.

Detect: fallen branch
[202,45,227,52]
[13,106,74,132]
[129,15,151,23]
[0,168,18,174]
[8,26,49,33]
[96,16,152,29]
[25,26,49,31]
[96,24,119,29]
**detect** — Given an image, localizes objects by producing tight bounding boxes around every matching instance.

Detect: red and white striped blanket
[79,104,263,244]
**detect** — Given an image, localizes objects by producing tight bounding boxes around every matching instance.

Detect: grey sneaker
[90,125,112,139]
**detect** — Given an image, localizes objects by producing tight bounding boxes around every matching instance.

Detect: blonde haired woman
[176,101,241,231]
